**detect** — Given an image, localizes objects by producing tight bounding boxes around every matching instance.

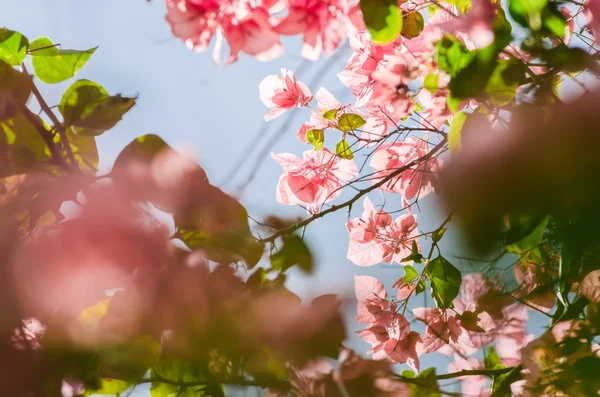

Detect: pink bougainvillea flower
[584,0,600,44]
[370,55,419,122]
[166,0,221,52]
[354,275,390,324]
[260,69,313,121]
[272,149,357,213]
[274,0,347,61]
[383,328,422,372]
[496,333,535,367]
[346,198,420,267]
[417,88,453,129]
[413,307,467,355]
[220,6,283,65]
[308,87,344,129]
[369,137,441,201]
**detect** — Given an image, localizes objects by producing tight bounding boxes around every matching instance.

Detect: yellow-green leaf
[0,29,28,66]
[29,37,96,84]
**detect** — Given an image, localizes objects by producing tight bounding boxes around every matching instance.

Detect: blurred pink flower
[274,0,347,60]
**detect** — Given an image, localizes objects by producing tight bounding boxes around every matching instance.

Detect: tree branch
[257,138,448,244]
[23,65,78,170]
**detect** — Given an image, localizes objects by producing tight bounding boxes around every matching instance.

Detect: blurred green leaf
[360,0,402,44]
[0,28,28,66]
[424,74,438,94]
[448,112,467,153]
[270,235,313,273]
[29,37,96,84]
[0,59,33,122]
[113,134,170,169]
[506,214,549,253]
[435,36,474,77]
[401,11,424,39]
[53,127,99,173]
[0,113,50,178]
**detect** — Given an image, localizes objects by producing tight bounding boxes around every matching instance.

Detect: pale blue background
[2,1,550,395]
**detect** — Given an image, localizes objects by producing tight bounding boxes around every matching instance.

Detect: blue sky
[3,1,551,394]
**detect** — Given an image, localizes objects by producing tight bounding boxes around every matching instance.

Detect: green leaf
[29,37,97,84]
[426,256,462,308]
[403,265,419,283]
[306,129,325,150]
[322,109,338,120]
[338,113,366,131]
[485,60,520,106]
[0,29,28,66]
[0,113,51,178]
[0,59,33,122]
[448,112,467,153]
[87,379,131,396]
[431,227,447,244]
[410,368,441,397]
[508,0,547,30]
[59,79,136,136]
[447,92,462,113]
[360,0,402,44]
[506,214,549,253]
[401,11,424,39]
[423,74,438,94]
[434,36,474,77]
[484,347,501,369]
[402,369,416,378]
[401,240,423,263]
[542,6,566,38]
[336,139,353,159]
[270,235,313,273]
[416,279,426,295]
[113,134,170,170]
[54,127,99,173]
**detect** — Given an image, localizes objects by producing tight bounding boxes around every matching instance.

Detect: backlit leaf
[29,37,96,84]
[360,0,402,44]
[0,28,28,66]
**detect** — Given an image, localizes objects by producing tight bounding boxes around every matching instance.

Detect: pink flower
[436,0,497,49]
[259,69,313,121]
[61,377,84,397]
[418,88,453,129]
[274,0,347,61]
[354,275,391,324]
[412,307,467,355]
[584,0,600,44]
[272,149,357,213]
[11,318,46,350]
[346,198,420,267]
[496,334,535,367]
[383,329,423,372]
[308,87,344,129]
[370,55,419,122]
[219,6,283,65]
[166,0,221,52]
[369,137,441,201]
